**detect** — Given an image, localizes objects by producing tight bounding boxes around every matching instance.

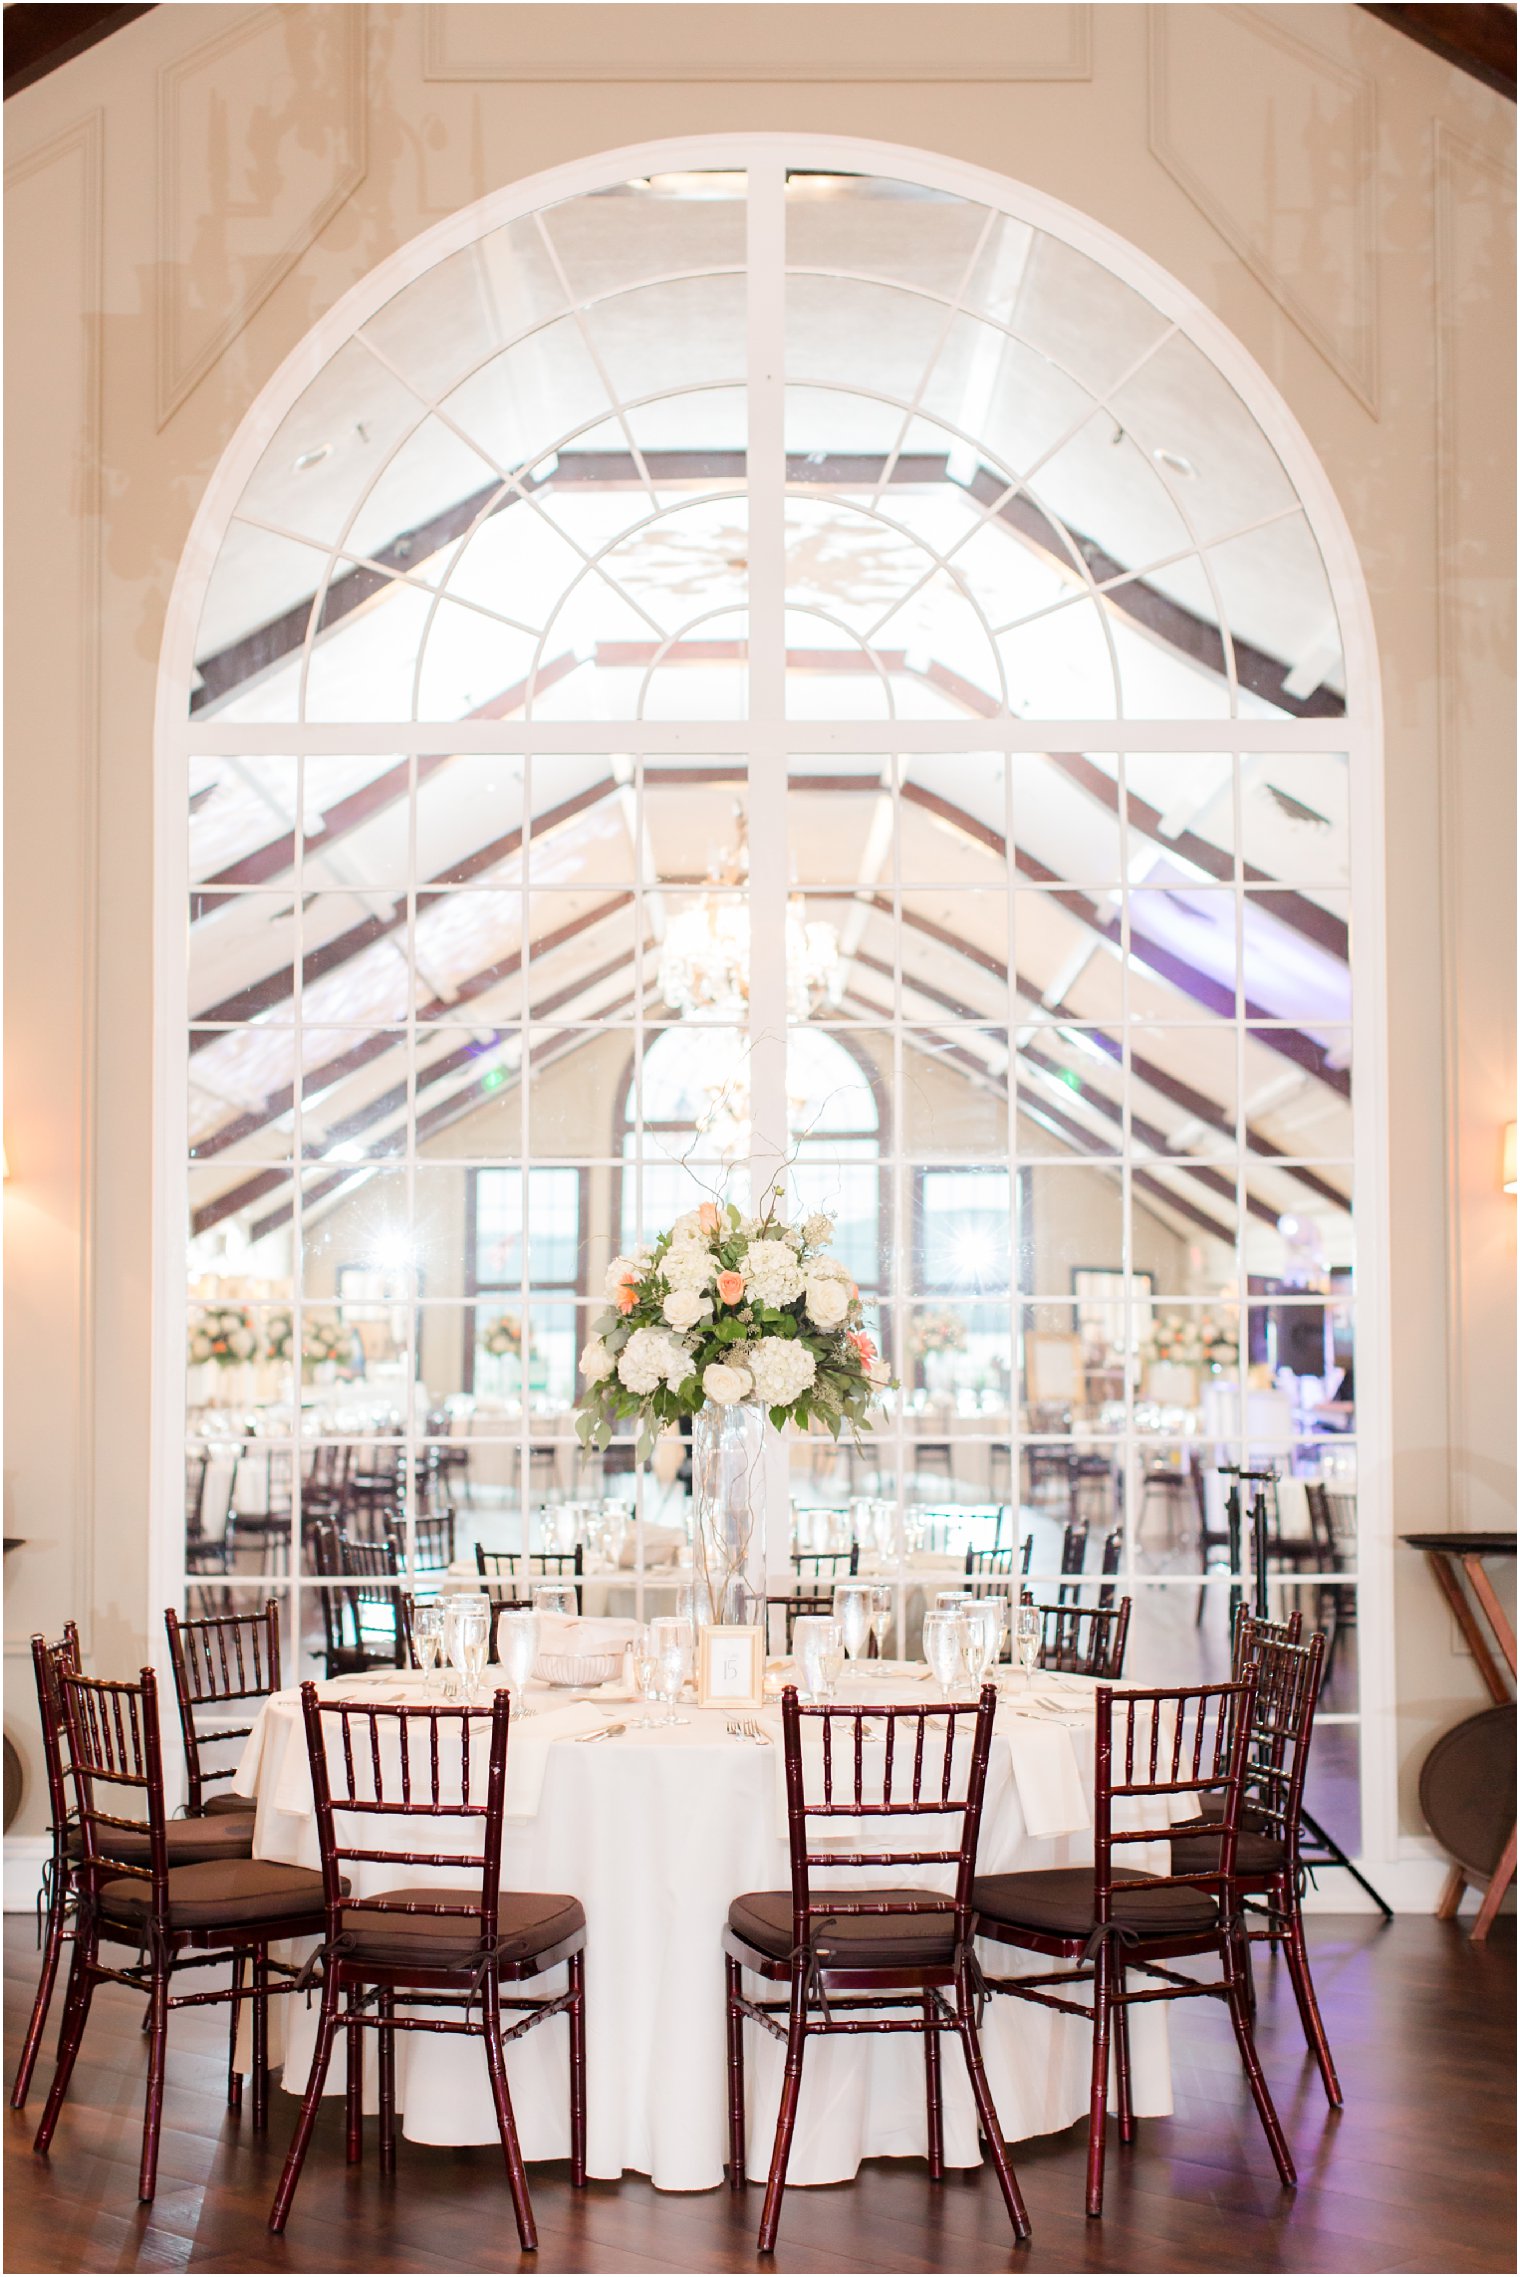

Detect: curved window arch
[167,138,1378,1851]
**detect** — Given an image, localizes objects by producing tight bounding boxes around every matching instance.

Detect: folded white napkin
[534,1613,638,1658]
[617,1523,686,1569]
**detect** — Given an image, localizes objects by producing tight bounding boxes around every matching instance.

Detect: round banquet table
[232,1664,1177,2192]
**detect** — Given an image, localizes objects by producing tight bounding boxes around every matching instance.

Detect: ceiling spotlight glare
[1152,447,1198,478]
[293,443,333,473]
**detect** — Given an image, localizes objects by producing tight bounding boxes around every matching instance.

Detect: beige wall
[4,5,1514,1877]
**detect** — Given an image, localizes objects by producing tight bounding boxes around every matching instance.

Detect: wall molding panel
[423,3,1092,83]
[1148,4,1380,414]
[2,112,104,1667]
[155,3,368,425]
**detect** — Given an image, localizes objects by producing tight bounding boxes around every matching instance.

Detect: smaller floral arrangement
[480,1313,529,1360]
[1140,1311,1239,1369]
[188,1305,259,1368]
[265,1312,352,1372]
[911,1307,969,1357]
[575,1197,892,1459]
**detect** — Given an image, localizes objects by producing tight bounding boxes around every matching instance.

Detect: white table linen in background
[233,1666,1175,2191]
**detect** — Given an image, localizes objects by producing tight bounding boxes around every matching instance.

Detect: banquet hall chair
[965,1543,1017,1583]
[972,1677,1296,2217]
[268,1685,586,2247]
[476,1541,584,1611]
[309,1522,405,1678]
[1057,1518,1089,1604]
[790,1545,859,1580]
[164,1599,279,1820]
[33,1666,328,2201]
[227,1445,293,1572]
[1172,1622,1341,2105]
[1304,1483,1357,1680]
[10,1625,81,2110]
[764,1591,833,1653]
[1096,1526,1123,1609]
[385,1507,457,1583]
[724,1684,1029,2252]
[1023,1595,1132,1678]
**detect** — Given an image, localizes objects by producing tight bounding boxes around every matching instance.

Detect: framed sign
[697,1625,764,1710]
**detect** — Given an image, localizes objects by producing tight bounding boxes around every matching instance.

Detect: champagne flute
[458,1612,489,1703]
[649,1616,691,1727]
[629,1624,661,1727]
[497,1607,540,1719]
[413,1601,444,1693]
[869,1584,893,1663]
[833,1582,872,1664]
[962,1598,1003,1688]
[922,1610,969,1702]
[1016,1602,1042,1682]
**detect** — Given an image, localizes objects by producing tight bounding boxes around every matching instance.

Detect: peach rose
[699,1201,722,1232]
[715,1269,745,1305]
[617,1287,637,1315]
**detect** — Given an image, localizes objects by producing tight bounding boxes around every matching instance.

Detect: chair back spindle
[164,1599,280,1813]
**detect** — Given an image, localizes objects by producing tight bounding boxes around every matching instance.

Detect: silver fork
[738,1717,771,1746]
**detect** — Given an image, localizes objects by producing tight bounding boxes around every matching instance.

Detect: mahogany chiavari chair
[1173,1622,1341,2105]
[1022,1594,1132,1678]
[385,1507,457,1585]
[790,1544,860,1580]
[33,1666,328,2200]
[309,1522,404,1678]
[763,1591,833,1654]
[475,1541,584,1611]
[965,1543,1017,1583]
[973,1678,1296,2217]
[1183,1607,1303,1831]
[10,1626,81,2110]
[268,1684,587,2245]
[1057,1517,1089,1604]
[164,1599,279,1819]
[1096,1525,1123,1609]
[724,1684,1028,2253]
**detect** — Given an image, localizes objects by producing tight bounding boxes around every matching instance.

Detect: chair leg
[481,1986,538,2251]
[138,1958,171,2201]
[923,1994,944,2180]
[1279,1886,1342,2107]
[1222,1929,1296,2188]
[377,1991,396,2175]
[250,1949,270,2132]
[567,1951,587,2188]
[11,1867,68,2110]
[1085,1942,1112,2217]
[32,1933,96,2155]
[954,1973,1031,2241]
[757,1984,808,2253]
[1435,1861,1467,1920]
[1113,1974,1134,2145]
[269,1976,341,2233]
[226,1949,246,2112]
[724,1955,746,2190]
[345,1999,364,2165]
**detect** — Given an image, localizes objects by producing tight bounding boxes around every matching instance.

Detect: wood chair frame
[10,1626,81,2110]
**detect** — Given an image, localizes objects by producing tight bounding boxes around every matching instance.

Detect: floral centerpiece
[575,1197,892,1622]
[480,1313,529,1361]
[265,1311,353,1378]
[910,1307,968,1357]
[1139,1311,1239,1370]
[188,1305,260,1369]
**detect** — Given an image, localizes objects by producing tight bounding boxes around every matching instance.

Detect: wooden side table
[1402,1531,1517,1941]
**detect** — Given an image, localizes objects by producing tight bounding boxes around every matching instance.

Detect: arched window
[167,142,1374,1841]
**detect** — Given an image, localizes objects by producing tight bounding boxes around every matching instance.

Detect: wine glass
[413,1601,445,1693]
[532,1581,578,1620]
[443,1592,490,1702]
[962,1597,1005,1688]
[833,1582,873,1664]
[934,1589,978,1615]
[649,1616,691,1727]
[869,1584,893,1662]
[628,1624,662,1727]
[1016,1602,1042,1682]
[496,1607,540,1719]
[457,1608,489,1703]
[923,1610,969,1701]
[793,1615,843,1704]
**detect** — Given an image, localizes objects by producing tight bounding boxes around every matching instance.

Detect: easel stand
[1219,1464,1394,1922]
[1403,1532,1517,1942]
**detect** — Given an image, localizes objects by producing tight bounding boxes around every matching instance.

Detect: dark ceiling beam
[1360,5,1516,97]
[4,4,153,99]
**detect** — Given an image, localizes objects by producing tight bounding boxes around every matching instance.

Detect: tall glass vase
[690,1400,767,1627]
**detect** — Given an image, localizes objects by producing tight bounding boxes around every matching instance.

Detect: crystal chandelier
[657,807,846,1022]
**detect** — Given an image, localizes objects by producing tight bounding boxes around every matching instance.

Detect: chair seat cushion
[101,1815,256,1868]
[728,1888,958,1969]
[199,1791,257,1818]
[973,1867,1220,1943]
[1169,1826,1289,1879]
[98,1858,329,1930]
[338,1887,585,1970]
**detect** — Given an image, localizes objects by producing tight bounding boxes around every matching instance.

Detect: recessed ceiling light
[293,443,333,473]
[1152,447,1198,478]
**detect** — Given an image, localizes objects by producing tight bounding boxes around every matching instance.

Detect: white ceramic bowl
[535,1650,621,1689]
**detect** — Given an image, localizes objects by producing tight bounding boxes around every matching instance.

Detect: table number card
[697,1625,764,1710]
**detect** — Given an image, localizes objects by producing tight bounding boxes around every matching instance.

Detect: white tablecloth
[232,1666,1176,2191]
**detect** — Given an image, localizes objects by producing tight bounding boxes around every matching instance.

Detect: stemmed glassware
[961,1597,1007,1688]
[413,1601,445,1693]
[455,1604,490,1702]
[1016,1601,1042,1682]
[869,1584,893,1663]
[833,1582,873,1664]
[443,1592,491,1702]
[628,1625,662,1727]
[793,1615,845,1703]
[497,1607,540,1719]
[532,1582,578,1620]
[922,1610,970,1701]
[648,1616,692,1727]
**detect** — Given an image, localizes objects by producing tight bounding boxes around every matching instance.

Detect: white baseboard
[4,1837,49,1914]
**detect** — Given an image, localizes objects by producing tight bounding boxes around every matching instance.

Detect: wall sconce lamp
[1504,1123,1516,1197]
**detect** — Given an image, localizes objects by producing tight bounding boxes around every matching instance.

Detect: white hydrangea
[806,1254,854,1286]
[604,1251,649,1298]
[616,1327,693,1396]
[702,1361,753,1406]
[668,1211,706,1243]
[579,1335,615,1383]
[662,1288,709,1331]
[803,1276,850,1330]
[802,1212,834,1248]
[661,1241,714,1293]
[747,1337,817,1407]
[742,1239,805,1308]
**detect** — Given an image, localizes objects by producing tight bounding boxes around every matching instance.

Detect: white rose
[230,1327,257,1359]
[605,1253,643,1298]
[662,1288,709,1331]
[702,1362,751,1406]
[662,1242,715,1293]
[804,1277,849,1329]
[747,1336,817,1407]
[743,1239,805,1308]
[803,1212,834,1248]
[579,1336,614,1383]
[867,1357,892,1388]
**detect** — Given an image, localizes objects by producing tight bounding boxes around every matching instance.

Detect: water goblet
[649,1616,691,1727]
[833,1582,873,1664]
[532,1581,578,1620]
[923,1610,970,1702]
[869,1584,893,1662]
[792,1615,843,1704]
[496,1607,540,1719]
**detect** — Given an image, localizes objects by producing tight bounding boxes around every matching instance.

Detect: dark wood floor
[4,1911,1513,2274]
